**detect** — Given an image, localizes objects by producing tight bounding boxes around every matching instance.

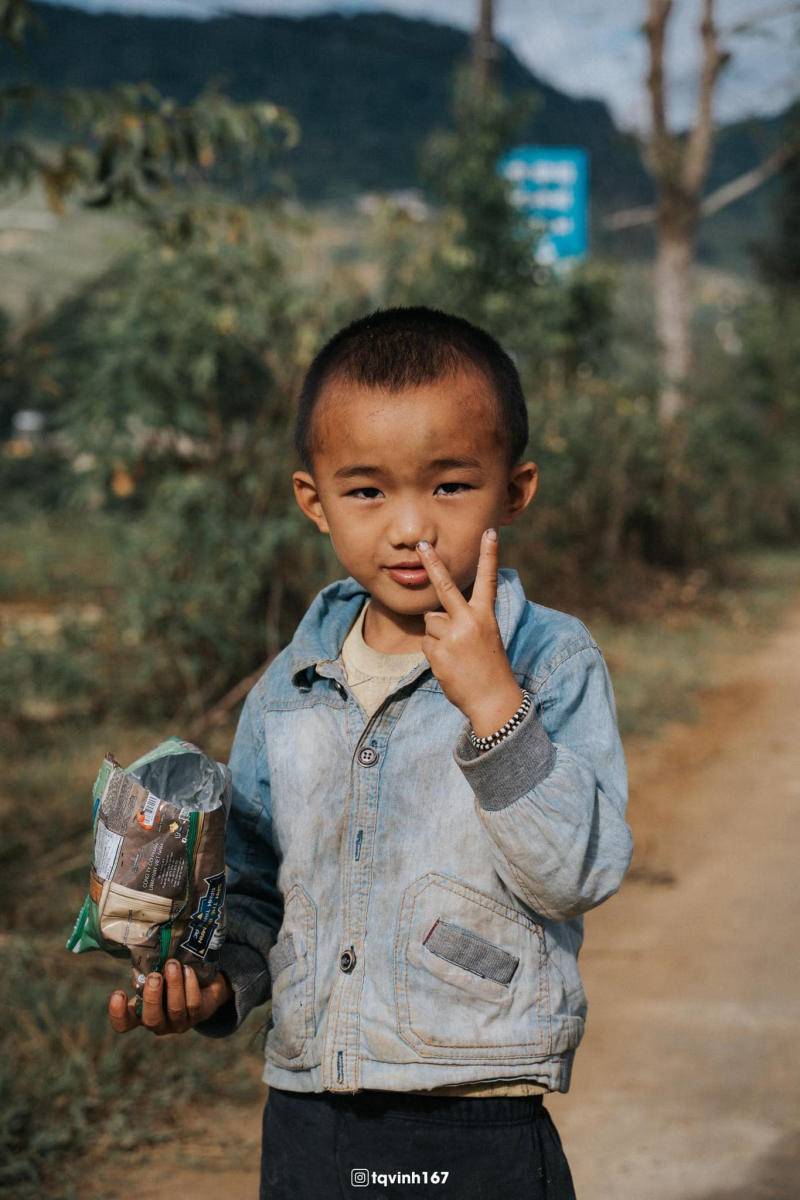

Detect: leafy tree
[5,218,367,720]
[0,0,349,725]
[417,64,541,334]
[1,0,298,240]
[373,62,615,384]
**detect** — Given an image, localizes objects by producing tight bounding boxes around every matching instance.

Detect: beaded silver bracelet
[468,689,532,753]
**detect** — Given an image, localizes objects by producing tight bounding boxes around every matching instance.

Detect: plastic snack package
[67,736,232,999]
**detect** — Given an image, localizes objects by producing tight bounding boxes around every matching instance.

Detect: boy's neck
[361,597,428,656]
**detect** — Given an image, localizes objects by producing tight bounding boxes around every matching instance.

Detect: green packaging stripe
[66,895,91,952]
[158,923,172,970]
[66,895,128,960]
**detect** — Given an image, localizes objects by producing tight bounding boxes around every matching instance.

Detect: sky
[48,0,799,130]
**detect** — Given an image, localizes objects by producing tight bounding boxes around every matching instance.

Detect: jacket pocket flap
[268,932,298,979]
[422,917,519,986]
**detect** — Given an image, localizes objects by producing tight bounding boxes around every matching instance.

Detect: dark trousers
[260,1086,577,1199]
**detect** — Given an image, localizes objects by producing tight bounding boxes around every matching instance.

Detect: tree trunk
[642,0,730,426]
[472,0,494,98]
[654,222,694,425]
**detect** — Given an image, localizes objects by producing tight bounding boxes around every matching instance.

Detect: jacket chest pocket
[265,883,317,1068]
[394,872,550,1063]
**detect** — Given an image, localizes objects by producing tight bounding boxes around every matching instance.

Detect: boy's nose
[387,509,435,550]
[388,520,438,549]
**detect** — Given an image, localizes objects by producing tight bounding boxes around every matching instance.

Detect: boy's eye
[347,483,473,500]
[348,487,382,500]
[436,482,472,496]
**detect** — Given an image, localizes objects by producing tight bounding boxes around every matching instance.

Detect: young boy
[109,306,633,1198]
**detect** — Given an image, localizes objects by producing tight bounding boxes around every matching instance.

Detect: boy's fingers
[202,972,234,1020]
[422,610,448,640]
[416,542,466,617]
[141,972,168,1033]
[183,965,204,1024]
[470,529,499,613]
[205,969,232,1017]
[164,960,189,1030]
[108,990,139,1033]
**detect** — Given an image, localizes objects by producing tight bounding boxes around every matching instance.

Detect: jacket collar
[289,567,528,690]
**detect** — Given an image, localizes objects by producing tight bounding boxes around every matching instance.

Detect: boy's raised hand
[108,959,233,1036]
[417,528,525,737]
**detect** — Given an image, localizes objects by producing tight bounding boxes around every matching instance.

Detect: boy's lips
[385,562,430,586]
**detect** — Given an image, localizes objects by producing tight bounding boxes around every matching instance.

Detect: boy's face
[292,363,538,638]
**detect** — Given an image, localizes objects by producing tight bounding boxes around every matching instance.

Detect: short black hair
[293,305,529,474]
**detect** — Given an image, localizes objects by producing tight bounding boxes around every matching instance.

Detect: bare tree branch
[603,138,800,230]
[701,137,800,214]
[185,656,274,740]
[644,0,673,154]
[603,203,658,231]
[725,3,800,35]
[682,0,731,195]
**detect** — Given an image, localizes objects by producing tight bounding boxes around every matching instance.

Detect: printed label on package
[93,819,123,881]
[179,872,226,960]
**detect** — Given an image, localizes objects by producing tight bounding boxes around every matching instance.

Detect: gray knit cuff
[452,698,557,811]
[192,941,270,1039]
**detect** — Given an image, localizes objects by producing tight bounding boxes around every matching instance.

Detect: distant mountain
[2,3,790,265]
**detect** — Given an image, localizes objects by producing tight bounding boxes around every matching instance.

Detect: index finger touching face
[415,541,467,616]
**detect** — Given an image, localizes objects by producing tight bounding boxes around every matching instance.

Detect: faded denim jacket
[195,566,633,1096]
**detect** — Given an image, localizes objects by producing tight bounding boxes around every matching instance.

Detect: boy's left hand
[107,961,233,1036]
[417,530,525,738]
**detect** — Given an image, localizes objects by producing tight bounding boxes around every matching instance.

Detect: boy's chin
[378,585,434,607]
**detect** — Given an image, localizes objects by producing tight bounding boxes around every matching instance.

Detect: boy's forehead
[315,367,504,467]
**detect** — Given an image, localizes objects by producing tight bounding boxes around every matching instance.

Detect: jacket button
[357,746,379,767]
[339,947,356,973]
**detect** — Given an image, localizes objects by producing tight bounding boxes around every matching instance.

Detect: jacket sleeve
[193,685,283,1038]
[452,643,633,922]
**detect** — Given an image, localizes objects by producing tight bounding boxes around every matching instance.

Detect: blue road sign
[499,146,589,266]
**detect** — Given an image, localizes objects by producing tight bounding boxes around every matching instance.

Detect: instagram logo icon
[351,1167,369,1187]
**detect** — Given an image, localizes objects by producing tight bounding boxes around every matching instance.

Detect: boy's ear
[503,461,539,523]
[292,470,331,534]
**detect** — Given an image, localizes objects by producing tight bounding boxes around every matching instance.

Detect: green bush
[1,215,363,722]
[0,939,262,1199]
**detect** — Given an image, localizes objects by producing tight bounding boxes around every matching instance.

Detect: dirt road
[550,599,800,1199]
[93,599,800,1200]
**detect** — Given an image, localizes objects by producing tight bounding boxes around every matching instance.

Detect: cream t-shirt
[339,597,549,1098]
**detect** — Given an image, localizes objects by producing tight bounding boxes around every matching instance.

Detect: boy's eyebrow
[333,456,484,481]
